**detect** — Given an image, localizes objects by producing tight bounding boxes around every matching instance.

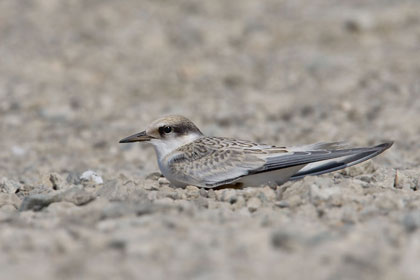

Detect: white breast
[150,133,202,187]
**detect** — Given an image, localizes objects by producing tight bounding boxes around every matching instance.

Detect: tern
[120,115,392,188]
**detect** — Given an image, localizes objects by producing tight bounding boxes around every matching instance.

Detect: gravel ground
[1,0,420,279]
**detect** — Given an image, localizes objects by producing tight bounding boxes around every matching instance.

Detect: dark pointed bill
[119,131,152,143]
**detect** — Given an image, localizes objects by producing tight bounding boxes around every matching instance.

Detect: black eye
[159,126,172,134]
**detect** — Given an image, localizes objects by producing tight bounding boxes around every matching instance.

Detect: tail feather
[289,141,393,181]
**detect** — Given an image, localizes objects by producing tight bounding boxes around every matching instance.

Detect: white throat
[150,133,202,160]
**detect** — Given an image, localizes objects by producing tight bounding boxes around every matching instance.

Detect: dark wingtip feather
[288,141,394,181]
[375,141,394,152]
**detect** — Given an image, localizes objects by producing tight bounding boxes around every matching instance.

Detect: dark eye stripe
[172,126,189,135]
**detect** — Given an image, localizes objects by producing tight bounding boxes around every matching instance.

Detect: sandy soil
[1,0,420,279]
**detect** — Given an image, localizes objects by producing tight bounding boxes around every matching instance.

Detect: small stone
[374,192,403,211]
[393,169,420,190]
[0,205,17,221]
[59,186,96,206]
[155,197,174,206]
[185,185,200,199]
[402,211,420,232]
[96,179,118,199]
[66,172,81,185]
[158,185,179,200]
[80,170,104,185]
[49,173,66,190]
[0,193,21,208]
[19,194,58,211]
[247,197,261,212]
[343,12,373,33]
[199,188,208,198]
[158,177,170,185]
[19,186,95,211]
[271,230,301,251]
[108,239,126,251]
[143,183,155,190]
[242,188,259,200]
[175,188,187,200]
[101,201,155,219]
[0,204,17,213]
[145,172,162,180]
[258,187,276,202]
[47,201,77,214]
[217,189,238,204]
[147,191,158,201]
[285,195,303,208]
[174,199,193,212]
[0,177,21,194]
[231,196,246,210]
[207,189,216,200]
[11,146,26,156]
[309,184,342,206]
[193,197,209,208]
[341,206,358,224]
[275,200,289,208]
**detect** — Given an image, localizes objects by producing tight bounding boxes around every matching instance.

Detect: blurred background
[1,0,420,279]
[2,0,418,180]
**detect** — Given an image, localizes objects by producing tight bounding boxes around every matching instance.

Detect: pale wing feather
[166,137,274,187]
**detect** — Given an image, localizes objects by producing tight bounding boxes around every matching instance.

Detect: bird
[119,115,393,189]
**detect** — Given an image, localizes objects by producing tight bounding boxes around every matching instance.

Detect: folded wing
[167,137,393,188]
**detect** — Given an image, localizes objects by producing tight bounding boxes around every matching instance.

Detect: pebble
[258,187,276,202]
[0,204,18,213]
[374,192,403,211]
[343,12,374,33]
[154,197,174,206]
[49,173,66,190]
[193,197,209,208]
[216,189,238,204]
[394,169,420,190]
[402,211,420,233]
[159,188,179,200]
[0,193,21,208]
[275,200,290,208]
[101,201,156,219]
[66,172,81,185]
[271,230,301,252]
[47,201,77,214]
[199,188,208,198]
[80,170,104,185]
[185,185,200,199]
[147,191,158,201]
[207,189,216,200]
[158,177,170,185]
[59,186,97,206]
[0,177,21,194]
[284,195,304,208]
[19,186,96,211]
[11,146,26,156]
[145,172,162,181]
[174,199,193,212]
[247,197,261,212]
[309,184,342,207]
[231,196,246,210]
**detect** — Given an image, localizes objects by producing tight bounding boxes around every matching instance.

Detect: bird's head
[119,115,203,158]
